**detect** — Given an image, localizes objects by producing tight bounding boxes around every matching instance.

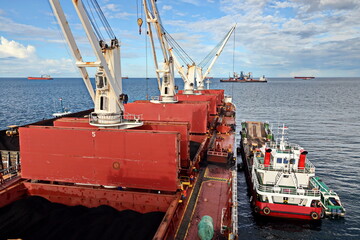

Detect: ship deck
[176,164,232,239]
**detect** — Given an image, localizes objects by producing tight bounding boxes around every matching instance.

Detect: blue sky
[0,0,359,78]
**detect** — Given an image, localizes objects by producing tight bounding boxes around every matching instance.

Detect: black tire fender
[311,211,319,220]
[263,207,271,215]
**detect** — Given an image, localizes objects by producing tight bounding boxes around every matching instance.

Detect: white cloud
[108,12,135,19]
[163,5,173,11]
[179,0,201,6]
[0,37,76,77]
[103,4,119,12]
[0,16,60,41]
[0,36,35,59]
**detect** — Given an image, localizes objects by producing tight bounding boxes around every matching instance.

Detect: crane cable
[84,0,116,42]
[161,26,195,66]
[198,27,234,69]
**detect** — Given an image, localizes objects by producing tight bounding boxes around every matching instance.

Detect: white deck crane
[143,0,177,103]
[165,25,236,92]
[49,0,142,128]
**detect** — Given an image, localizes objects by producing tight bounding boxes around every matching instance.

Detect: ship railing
[231,170,238,236]
[207,150,228,157]
[0,164,20,184]
[310,178,338,196]
[150,95,178,102]
[122,113,143,122]
[254,156,315,173]
[252,167,320,197]
[266,142,302,151]
[89,112,142,125]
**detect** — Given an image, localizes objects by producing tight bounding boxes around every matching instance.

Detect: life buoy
[310,211,319,220]
[263,207,271,215]
[254,206,260,213]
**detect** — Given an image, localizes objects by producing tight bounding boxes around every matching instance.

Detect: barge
[0,0,238,239]
[239,121,345,220]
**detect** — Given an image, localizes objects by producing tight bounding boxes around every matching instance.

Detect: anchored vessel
[0,0,238,239]
[220,71,267,82]
[27,74,53,80]
[294,76,315,80]
[240,121,345,220]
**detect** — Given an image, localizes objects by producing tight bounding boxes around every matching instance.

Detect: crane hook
[137,18,143,35]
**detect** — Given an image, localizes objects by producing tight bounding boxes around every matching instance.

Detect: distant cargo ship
[28,75,53,80]
[294,76,315,80]
[220,71,267,83]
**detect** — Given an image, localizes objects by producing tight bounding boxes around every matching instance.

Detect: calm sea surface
[0,77,359,239]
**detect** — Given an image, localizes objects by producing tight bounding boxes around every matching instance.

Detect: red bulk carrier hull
[0,90,238,239]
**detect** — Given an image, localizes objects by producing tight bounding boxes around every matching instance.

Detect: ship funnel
[298,151,308,170]
[264,149,272,167]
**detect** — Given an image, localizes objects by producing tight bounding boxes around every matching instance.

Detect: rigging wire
[91,0,115,39]
[85,0,104,41]
[198,27,234,70]
[161,26,195,66]
[84,0,116,42]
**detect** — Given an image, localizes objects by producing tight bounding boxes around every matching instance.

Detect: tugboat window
[283,158,289,164]
[277,158,282,163]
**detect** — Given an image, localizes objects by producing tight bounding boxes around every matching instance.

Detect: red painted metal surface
[20,126,180,192]
[125,101,209,134]
[24,182,176,213]
[0,180,27,208]
[254,201,323,220]
[195,89,224,106]
[264,149,272,167]
[139,121,190,168]
[176,94,217,115]
[185,166,231,238]
[298,151,307,169]
[53,117,95,128]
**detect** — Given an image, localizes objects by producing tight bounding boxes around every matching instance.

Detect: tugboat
[240,121,345,220]
[0,0,238,239]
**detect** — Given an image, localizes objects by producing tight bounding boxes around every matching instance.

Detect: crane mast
[49,0,142,129]
[143,0,177,103]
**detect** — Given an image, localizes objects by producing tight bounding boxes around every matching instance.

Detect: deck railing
[0,164,20,185]
[89,112,142,125]
[253,155,315,174]
[252,168,320,197]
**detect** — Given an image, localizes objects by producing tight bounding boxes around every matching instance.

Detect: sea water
[0,77,359,239]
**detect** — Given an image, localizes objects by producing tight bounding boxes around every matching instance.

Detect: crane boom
[197,25,236,90]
